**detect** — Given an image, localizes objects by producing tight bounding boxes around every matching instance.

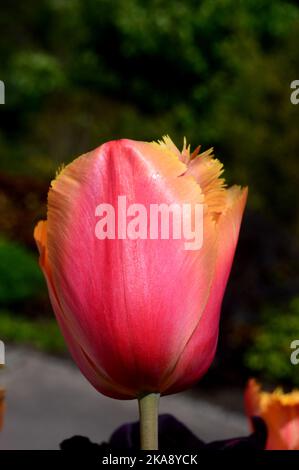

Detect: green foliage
[0,310,66,354]
[0,238,44,306]
[8,51,66,107]
[245,298,299,386]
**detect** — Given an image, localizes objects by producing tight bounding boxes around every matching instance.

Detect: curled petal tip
[34,220,47,258]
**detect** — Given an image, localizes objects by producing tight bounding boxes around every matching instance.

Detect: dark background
[0,0,299,390]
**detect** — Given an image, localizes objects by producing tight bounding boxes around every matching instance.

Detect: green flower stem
[138,392,160,450]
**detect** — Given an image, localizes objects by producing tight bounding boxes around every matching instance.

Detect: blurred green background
[0,0,299,388]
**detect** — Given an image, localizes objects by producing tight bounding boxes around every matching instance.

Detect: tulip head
[245,378,299,450]
[34,137,247,399]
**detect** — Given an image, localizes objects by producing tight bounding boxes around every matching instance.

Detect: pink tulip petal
[162,186,247,393]
[34,221,134,399]
[43,139,218,396]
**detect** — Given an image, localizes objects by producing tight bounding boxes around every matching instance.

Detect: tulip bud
[34,137,247,448]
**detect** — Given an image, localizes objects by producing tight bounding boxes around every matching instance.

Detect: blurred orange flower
[245,379,299,450]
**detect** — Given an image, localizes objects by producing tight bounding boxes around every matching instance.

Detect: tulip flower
[245,378,299,450]
[34,136,247,449]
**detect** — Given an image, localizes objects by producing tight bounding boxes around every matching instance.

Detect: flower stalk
[138,392,160,450]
